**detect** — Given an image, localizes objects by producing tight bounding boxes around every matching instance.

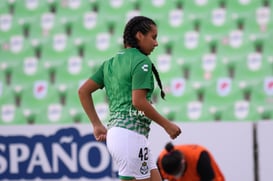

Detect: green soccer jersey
[91,48,155,137]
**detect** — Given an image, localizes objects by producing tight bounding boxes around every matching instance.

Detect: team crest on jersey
[140,162,149,175]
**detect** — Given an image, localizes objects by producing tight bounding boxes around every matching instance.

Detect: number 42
[138,147,148,161]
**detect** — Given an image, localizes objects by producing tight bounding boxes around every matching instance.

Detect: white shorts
[106,127,157,180]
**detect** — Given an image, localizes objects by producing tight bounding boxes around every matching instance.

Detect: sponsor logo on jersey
[142,64,148,72]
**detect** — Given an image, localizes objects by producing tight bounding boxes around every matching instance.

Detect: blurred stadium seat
[183,0,219,20]
[1,35,35,81]
[263,33,273,61]
[217,26,253,65]
[189,52,229,90]
[201,0,235,42]
[0,13,23,45]
[172,20,207,61]
[175,101,214,122]
[35,102,73,124]
[233,49,273,91]
[65,84,91,124]
[98,0,136,24]
[0,103,25,125]
[0,1,10,14]
[54,55,87,88]
[39,33,77,75]
[202,77,245,120]
[12,0,50,24]
[54,0,94,24]
[28,12,66,46]
[0,78,14,107]
[12,56,48,89]
[139,0,176,21]
[221,100,260,121]
[225,0,261,19]
[19,80,60,124]
[250,76,273,119]
[244,15,270,42]
[67,87,109,124]
[70,11,107,46]
[156,75,199,121]
[158,17,194,44]
[82,33,120,64]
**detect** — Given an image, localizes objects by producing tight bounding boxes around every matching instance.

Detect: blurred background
[0,0,273,125]
[0,0,273,180]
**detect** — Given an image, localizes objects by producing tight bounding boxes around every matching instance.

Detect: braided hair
[123,16,165,99]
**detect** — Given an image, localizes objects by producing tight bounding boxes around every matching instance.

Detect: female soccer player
[78,16,181,181]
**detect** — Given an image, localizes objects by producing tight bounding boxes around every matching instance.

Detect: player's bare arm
[132,89,181,139]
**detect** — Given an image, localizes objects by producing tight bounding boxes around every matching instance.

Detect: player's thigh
[150,168,162,181]
[107,127,154,180]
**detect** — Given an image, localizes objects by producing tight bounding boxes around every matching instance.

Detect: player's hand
[164,122,181,139]
[93,124,107,142]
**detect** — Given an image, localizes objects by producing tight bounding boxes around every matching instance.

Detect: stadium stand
[12,56,48,87]
[12,0,50,24]
[0,103,25,125]
[28,11,66,46]
[0,0,273,124]
[35,101,74,124]
[0,63,16,125]
[225,0,262,20]
[201,0,236,42]
[250,76,273,120]
[19,80,60,124]
[53,0,93,22]
[202,77,246,120]
[263,34,273,62]
[220,99,260,121]
[175,101,215,122]
[39,33,77,82]
[233,47,272,89]
[0,1,10,14]
[54,55,87,86]
[0,13,23,45]
[97,0,136,24]
[139,0,176,22]
[69,11,108,46]
[182,0,219,20]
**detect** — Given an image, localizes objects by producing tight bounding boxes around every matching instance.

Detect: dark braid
[123,16,165,99]
[152,64,165,99]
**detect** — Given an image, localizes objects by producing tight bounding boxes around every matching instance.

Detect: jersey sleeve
[90,62,105,87]
[131,57,153,90]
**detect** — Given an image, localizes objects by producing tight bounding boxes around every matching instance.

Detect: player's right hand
[165,122,182,139]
